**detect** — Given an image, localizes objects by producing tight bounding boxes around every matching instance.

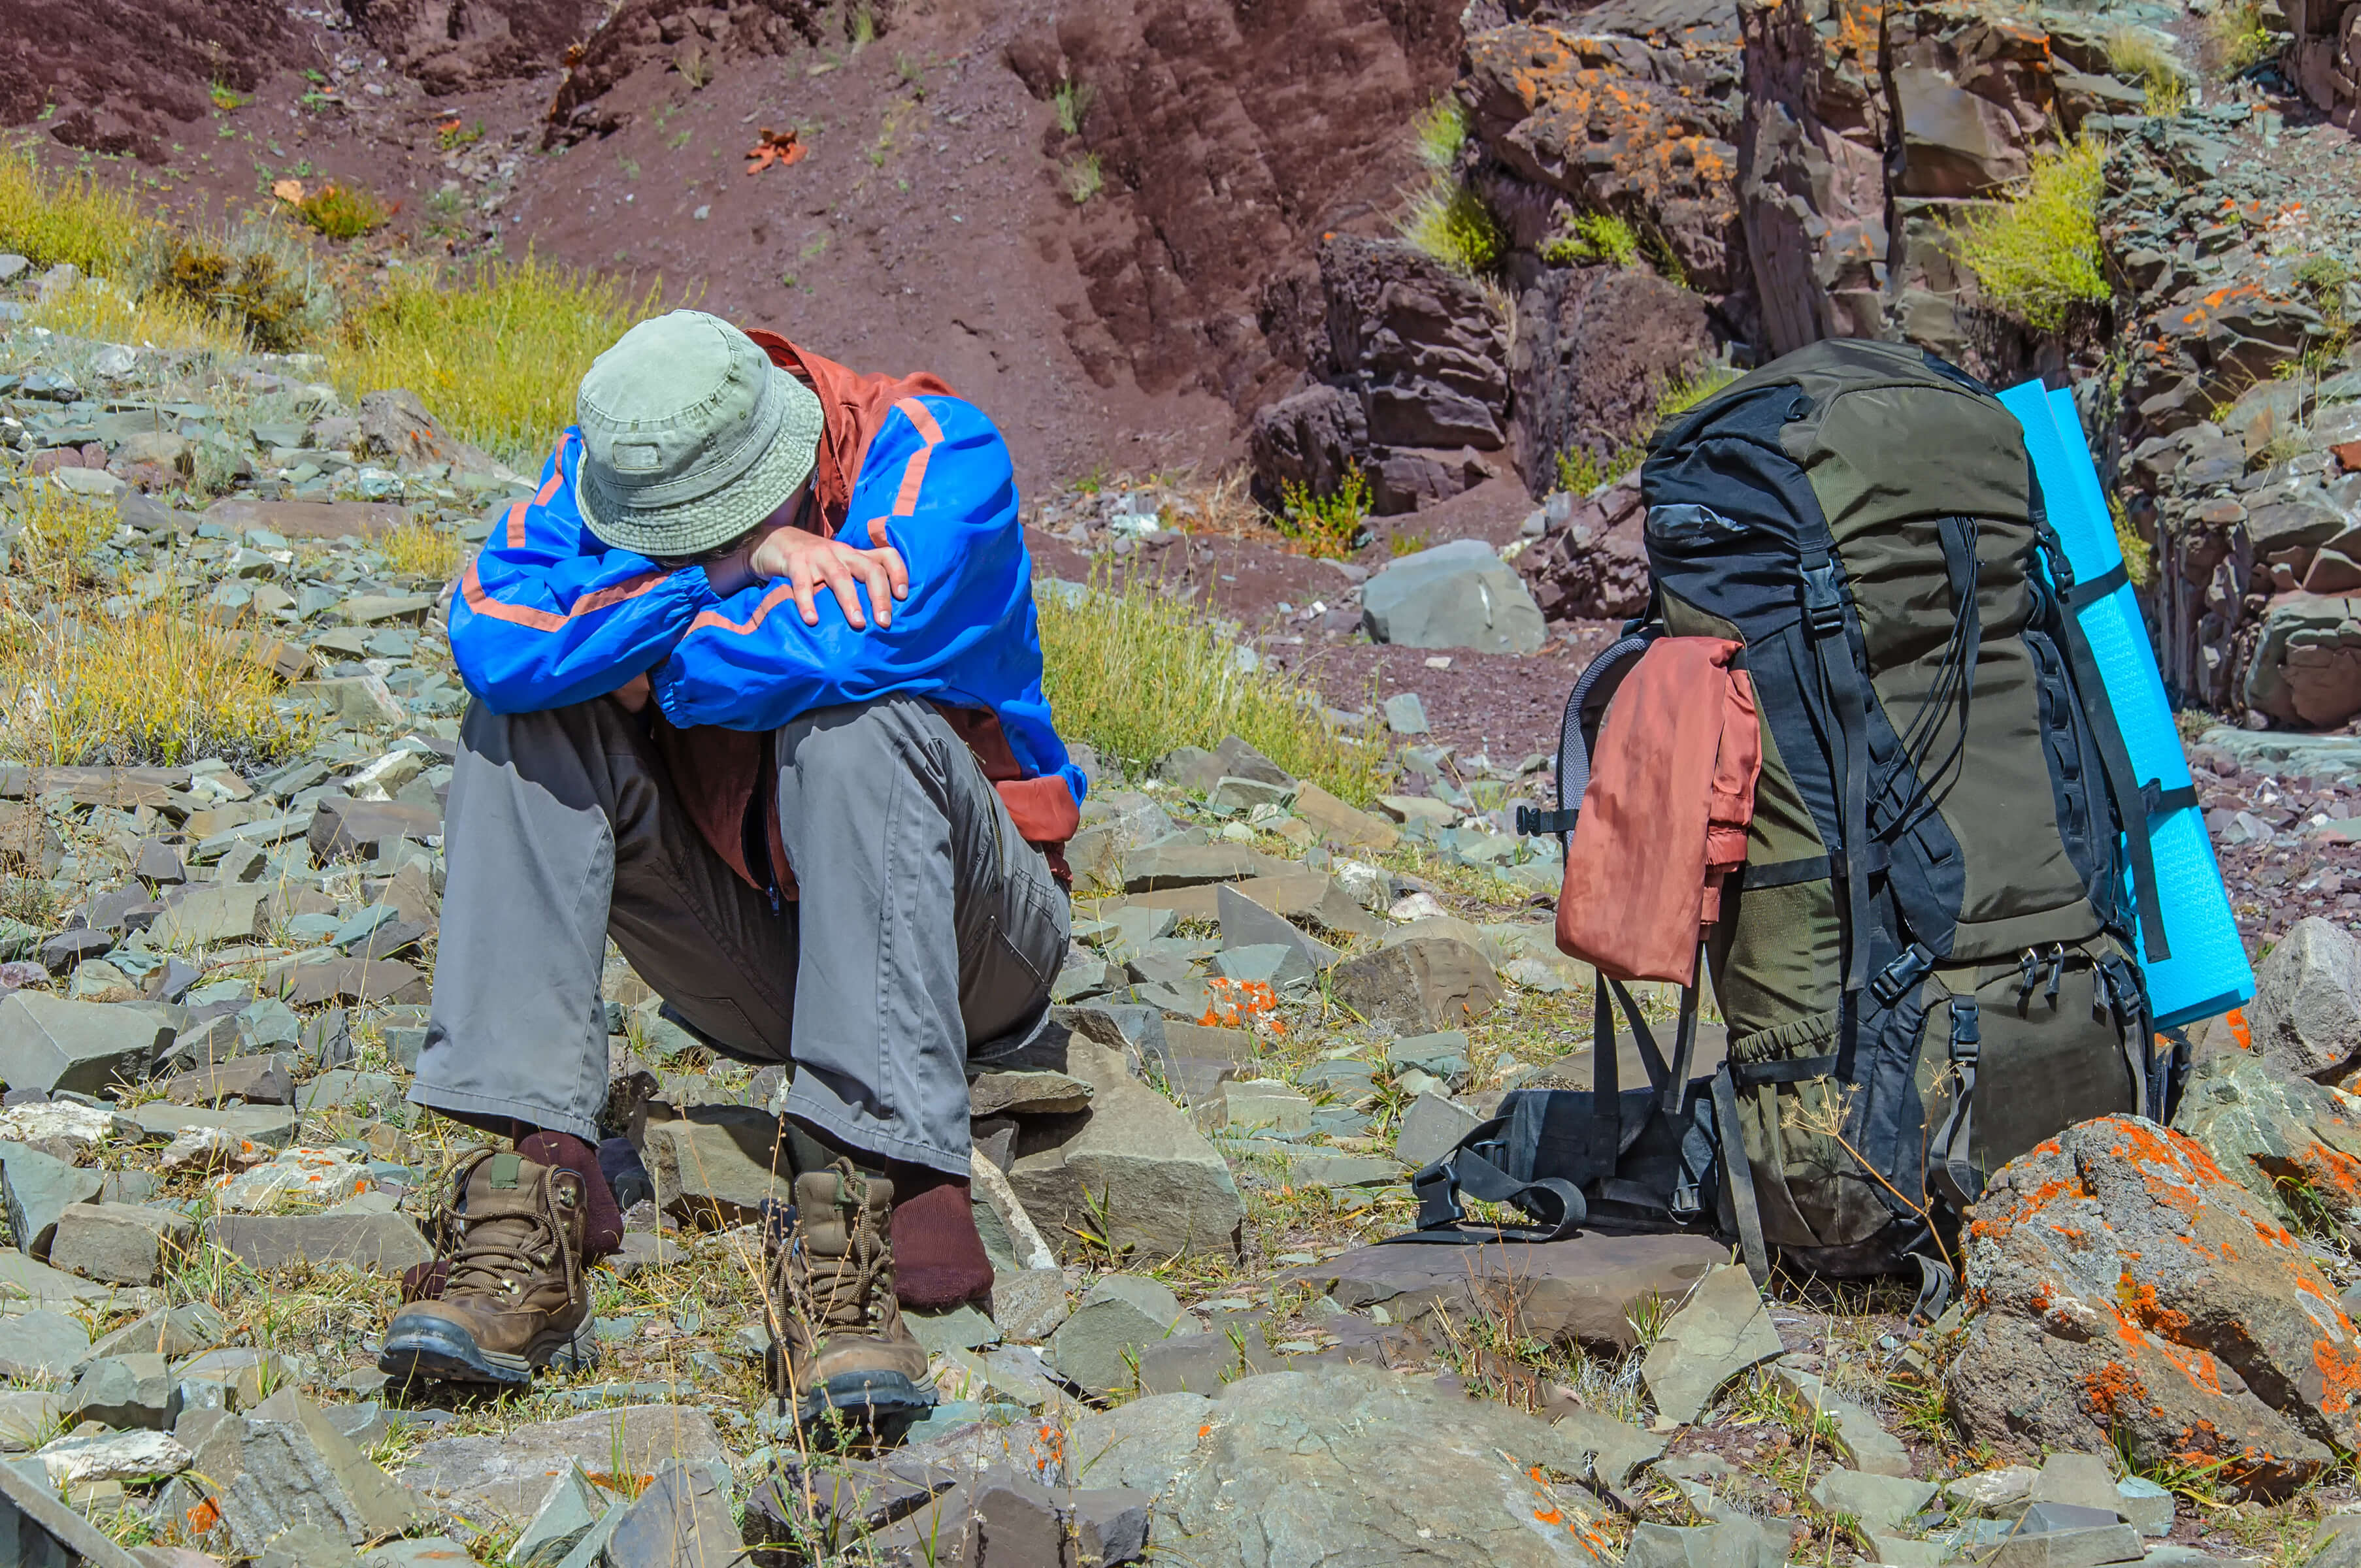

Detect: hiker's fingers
[863,520,912,600]
[817,549,873,630]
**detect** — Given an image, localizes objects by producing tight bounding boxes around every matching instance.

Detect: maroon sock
[884,1160,995,1311]
[518,1130,624,1258]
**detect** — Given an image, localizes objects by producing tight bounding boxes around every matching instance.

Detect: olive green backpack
[1412,341,2179,1299]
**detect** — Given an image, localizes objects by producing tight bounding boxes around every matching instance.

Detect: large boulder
[2245,917,2361,1080]
[1511,267,1716,498]
[1329,935,1503,1032]
[1078,1364,1622,1564]
[1248,383,1368,503]
[1515,472,1653,622]
[2246,595,2361,729]
[2171,1048,2361,1235]
[1361,539,1546,654]
[1464,5,1747,299]
[1006,1039,1246,1261]
[1947,1115,2361,1494]
[1319,236,1511,452]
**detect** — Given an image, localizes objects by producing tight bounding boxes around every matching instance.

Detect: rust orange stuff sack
[1555,637,1760,985]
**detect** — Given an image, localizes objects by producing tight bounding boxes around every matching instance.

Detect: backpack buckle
[1516,806,1579,837]
[1802,563,1845,637]
[1948,998,1980,1062]
[1869,942,1935,1009]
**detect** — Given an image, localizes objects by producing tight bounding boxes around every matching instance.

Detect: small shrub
[14,487,120,583]
[25,277,244,357]
[1061,152,1103,205]
[1412,99,1466,174]
[1034,573,1390,803]
[1654,364,1742,422]
[0,153,153,274]
[0,600,310,770]
[1389,531,1428,557]
[1053,79,1094,137]
[1541,211,1640,269]
[1555,444,1640,496]
[2107,31,2187,114]
[1399,182,1503,277]
[2110,497,2157,589]
[379,519,466,582]
[1944,139,2111,331]
[294,183,389,241]
[331,252,668,462]
[139,223,333,353]
[435,118,484,152]
[1275,463,1372,559]
[2211,0,2275,72]
[209,82,248,112]
[2297,255,2353,355]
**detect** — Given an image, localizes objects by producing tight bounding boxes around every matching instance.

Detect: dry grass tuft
[377,519,467,583]
[0,595,312,770]
[0,152,153,274]
[1036,572,1389,802]
[24,277,248,357]
[330,253,669,463]
[13,486,122,584]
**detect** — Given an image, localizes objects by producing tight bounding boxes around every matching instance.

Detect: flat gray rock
[397,1405,732,1524]
[1283,1231,1723,1350]
[1361,538,1547,654]
[0,994,170,1094]
[0,1308,92,1379]
[127,1103,299,1149]
[203,1211,433,1275]
[1641,1263,1783,1424]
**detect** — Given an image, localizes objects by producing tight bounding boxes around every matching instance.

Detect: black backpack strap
[1710,1062,1770,1284]
[1926,991,1981,1215]
[1517,630,1659,843]
[1800,550,1874,991]
[1398,1107,1589,1245]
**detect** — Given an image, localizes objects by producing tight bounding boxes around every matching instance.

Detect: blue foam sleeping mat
[1997,380,2252,1030]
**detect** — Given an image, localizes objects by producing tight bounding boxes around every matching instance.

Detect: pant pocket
[963,865,1067,1050]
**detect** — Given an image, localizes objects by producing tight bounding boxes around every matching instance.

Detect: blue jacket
[448,393,1085,808]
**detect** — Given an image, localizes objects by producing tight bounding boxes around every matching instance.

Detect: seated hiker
[378,310,1080,1434]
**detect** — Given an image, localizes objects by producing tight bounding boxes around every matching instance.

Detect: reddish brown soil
[1,0,1562,761]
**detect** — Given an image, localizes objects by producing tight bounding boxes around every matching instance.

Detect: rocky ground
[3,265,2361,1568]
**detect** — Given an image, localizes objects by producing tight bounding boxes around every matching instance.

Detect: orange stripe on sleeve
[503,499,529,551]
[889,397,944,519]
[508,434,574,549]
[688,582,798,637]
[460,559,670,632]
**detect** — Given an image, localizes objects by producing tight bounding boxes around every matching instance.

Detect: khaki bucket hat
[572,310,825,558]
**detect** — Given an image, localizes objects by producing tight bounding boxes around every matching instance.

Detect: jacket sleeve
[447,431,723,715]
[652,397,1057,747]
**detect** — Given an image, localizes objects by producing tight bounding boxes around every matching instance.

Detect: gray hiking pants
[408,694,1069,1176]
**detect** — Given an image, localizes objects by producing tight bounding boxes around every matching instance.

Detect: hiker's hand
[744,518,910,630]
[611,672,652,713]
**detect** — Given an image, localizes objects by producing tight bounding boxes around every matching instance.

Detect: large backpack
[1409,340,2181,1296]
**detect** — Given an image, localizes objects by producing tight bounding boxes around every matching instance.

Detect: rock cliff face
[2103,116,2361,718]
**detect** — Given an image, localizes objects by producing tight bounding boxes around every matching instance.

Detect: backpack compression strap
[1519,630,1658,841]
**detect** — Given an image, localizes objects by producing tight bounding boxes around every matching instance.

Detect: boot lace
[782,1158,891,1334]
[435,1152,578,1303]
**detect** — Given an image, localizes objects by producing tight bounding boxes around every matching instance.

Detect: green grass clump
[1399,182,1503,277]
[1412,99,1466,174]
[1551,363,1738,495]
[0,153,153,274]
[1053,79,1093,137]
[294,183,389,240]
[0,597,311,771]
[1062,152,1103,205]
[2110,497,2157,589]
[2107,31,2187,114]
[331,254,666,462]
[2212,0,2275,72]
[1036,574,1389,803]
[1275,462,1372,559]
[1945,139,2111,331]
[1543,211,1641,269]
[140,224,333,353]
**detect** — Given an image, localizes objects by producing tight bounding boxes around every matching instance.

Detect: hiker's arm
[447,433,723,715]
[652,398,1032,731]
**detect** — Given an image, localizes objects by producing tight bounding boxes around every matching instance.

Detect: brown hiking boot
[768,1159,936,1436]
[378,1148,596,1389]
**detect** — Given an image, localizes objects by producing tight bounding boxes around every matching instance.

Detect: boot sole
[378,1315,598,1390]
[793,1369,937,1431]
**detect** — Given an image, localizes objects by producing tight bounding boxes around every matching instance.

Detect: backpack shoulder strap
[1517,628,1659,841]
